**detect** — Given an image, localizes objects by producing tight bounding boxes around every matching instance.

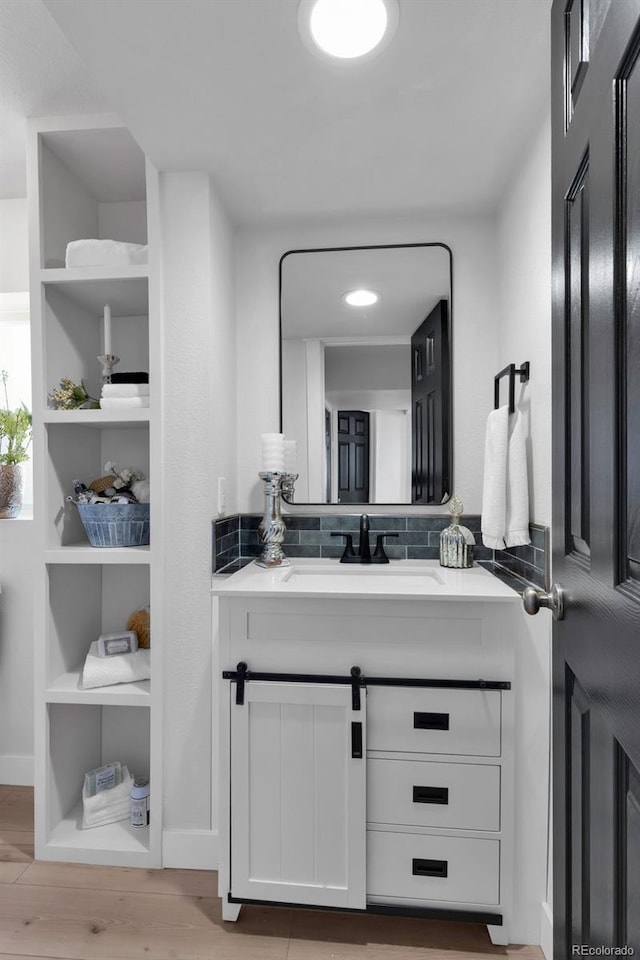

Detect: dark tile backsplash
[213,513,549,590]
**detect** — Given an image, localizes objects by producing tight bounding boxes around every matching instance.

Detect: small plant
[47,377,99,410]
[0,370,32,465]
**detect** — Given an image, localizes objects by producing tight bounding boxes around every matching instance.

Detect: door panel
[337,410,369,503]
[410,299,450,504]
[552,1,640,955]
[230,681,366,908]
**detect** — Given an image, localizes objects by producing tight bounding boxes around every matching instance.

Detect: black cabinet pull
[351,722,363,759]
[412,785,449,805]
[412,858,448,878]
[414,711,449,730]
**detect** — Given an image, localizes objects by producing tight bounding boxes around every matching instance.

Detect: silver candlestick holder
[281,472,298,503]
[97,354,120,384]
[256,471,289,568]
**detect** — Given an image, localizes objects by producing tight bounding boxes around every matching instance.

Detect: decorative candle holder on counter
[439,496,476,568]
[256,471,288,567]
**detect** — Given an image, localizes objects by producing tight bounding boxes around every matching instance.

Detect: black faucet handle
[331,532,358,563]
[372,532,400,563]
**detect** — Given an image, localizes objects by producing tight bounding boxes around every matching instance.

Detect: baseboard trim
[540,900,553,960]
[162,828,218,869]
[0,755,34,785]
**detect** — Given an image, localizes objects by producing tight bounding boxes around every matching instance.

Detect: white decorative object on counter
[440,496,476,568]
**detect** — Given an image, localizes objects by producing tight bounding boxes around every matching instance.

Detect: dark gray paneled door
[551,1,640,956]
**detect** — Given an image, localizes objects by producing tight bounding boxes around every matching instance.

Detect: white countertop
[211,558,520,602]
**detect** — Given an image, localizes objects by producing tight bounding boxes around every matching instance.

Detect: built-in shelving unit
[28,114,162,867]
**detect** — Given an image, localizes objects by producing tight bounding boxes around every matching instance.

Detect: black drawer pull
[412,858,448,878]
[413,711,450,730]
[413,785,449,805]
[351,721,363,759]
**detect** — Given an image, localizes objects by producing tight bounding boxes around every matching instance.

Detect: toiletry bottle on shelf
[130,778,150,827]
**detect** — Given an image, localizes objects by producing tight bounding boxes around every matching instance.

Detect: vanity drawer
[367,687,501,756]
[368,758,500,831]
[367,830,500,905]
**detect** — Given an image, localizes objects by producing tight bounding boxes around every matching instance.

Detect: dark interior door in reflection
[337,410,370,503]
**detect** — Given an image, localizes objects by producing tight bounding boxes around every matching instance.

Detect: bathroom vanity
[212,559,520,944]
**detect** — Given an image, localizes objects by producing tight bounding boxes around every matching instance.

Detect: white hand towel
[102,383,150,398]
[99,397,150,409]
[82,766,133,828]
[65,239,148,268]
[505,411,531,547]
[481,406,510,549]
[81,641,151,689]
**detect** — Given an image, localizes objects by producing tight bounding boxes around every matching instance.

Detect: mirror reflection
[280,244,452,506]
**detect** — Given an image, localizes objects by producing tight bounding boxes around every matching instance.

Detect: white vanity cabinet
[213,562,519,943]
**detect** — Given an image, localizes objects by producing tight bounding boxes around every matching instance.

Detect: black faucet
[331,514,399,564]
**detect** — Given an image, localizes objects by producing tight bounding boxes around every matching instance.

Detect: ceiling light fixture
[344,289,380,307]
[299,0,398,61]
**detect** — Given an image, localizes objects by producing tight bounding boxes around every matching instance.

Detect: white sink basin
[282,564,443,584]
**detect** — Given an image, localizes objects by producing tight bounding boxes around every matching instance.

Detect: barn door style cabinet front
[214,588,517,945]
[228,676,366,910]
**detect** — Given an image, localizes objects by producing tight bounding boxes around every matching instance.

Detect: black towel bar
[494,362,530,413]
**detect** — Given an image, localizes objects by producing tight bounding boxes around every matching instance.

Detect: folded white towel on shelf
[82,765,133,829]
[99,397,150,409]
[65,239,148,268]
[81,641,151,689]
[481,406,510,549]
[101,383,150,398]
[505,411,530,547]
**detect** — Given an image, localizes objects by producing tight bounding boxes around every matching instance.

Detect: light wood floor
[0,786,543,960]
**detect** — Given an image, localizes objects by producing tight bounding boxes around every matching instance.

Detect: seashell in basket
[89,474,117,494]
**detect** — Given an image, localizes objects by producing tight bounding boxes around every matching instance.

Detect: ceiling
[0,0,108,197]
[1,0,551,224]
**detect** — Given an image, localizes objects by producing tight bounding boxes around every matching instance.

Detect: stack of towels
[100,373,149,411]
[82,765,133,829]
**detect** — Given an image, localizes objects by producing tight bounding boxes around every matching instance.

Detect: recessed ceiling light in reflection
[344,289,380,307]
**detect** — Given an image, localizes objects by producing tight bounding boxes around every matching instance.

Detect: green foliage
[47,377,99,410]
[0,370,32,465]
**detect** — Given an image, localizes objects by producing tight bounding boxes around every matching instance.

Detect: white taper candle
[103,304,112,356]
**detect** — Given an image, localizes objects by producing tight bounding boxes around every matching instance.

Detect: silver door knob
[522,583,566,621]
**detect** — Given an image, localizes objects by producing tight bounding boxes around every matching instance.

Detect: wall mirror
[280,243,452,506]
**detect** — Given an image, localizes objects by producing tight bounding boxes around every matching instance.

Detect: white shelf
[45,801,152,867]
[41,267,148,315]
[45,545,151,564]
[46,672,151,706]
[44,409,150,427]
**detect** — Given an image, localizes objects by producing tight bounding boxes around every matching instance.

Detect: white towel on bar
[481,406,510,549]
[99,397,150,409]
[102,383,150,398]
[82,766,133,829]
[505,410,531,547]
[65,239,148,268]
[81,641,151,689]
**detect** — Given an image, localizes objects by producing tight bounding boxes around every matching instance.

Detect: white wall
[0,199,29,292]
[236,215,498,514]
[0,197,34,785]
[495,110,553,950]
[496,114,552,527]
[158,172,236,867]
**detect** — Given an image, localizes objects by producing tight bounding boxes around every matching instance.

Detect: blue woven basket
[76,502,150,547]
